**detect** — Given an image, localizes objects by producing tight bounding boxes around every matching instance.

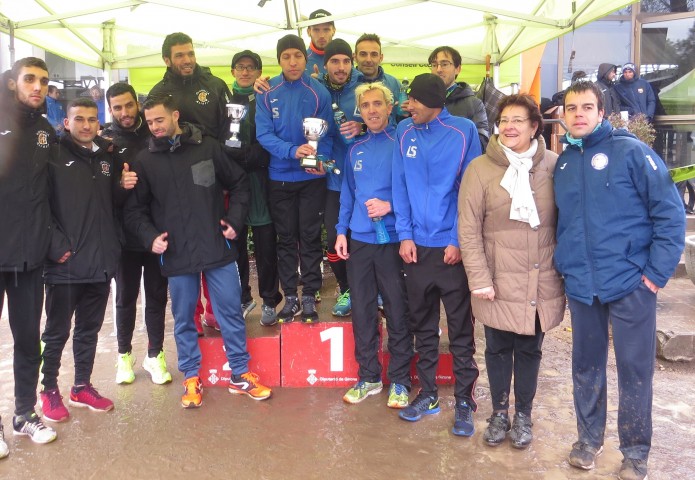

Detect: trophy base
[225,139,242,148]
[300,156,320,170]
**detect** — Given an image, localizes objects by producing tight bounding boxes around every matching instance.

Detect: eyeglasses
[429,61,454,69]
[496,117,529,126]
[234,65,258,72]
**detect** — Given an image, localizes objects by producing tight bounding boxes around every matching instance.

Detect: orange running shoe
[228,372,272,401]
[181,376,203,408]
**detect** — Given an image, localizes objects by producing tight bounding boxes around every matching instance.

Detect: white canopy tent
[0,0,635,71]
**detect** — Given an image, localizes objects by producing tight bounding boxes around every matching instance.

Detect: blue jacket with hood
[614,66,656,120]
[553,120,684,305]
[392,108,481,248]
[338,125,398,244]
[255,71,334,182]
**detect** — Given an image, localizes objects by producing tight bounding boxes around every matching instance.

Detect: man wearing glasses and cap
[225,50,282,327]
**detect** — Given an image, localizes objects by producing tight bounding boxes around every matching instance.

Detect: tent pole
[9,22,15,65]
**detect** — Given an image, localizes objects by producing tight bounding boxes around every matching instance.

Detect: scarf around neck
[499,139,540,228]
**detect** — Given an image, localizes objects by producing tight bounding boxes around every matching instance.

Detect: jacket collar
[148,122,202,153]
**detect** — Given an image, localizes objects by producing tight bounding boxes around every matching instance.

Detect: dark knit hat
[323,39,352,65]
[276,34,307,62]
[231,50,262,70]
[407,73,446,109]
[309,9,334,25]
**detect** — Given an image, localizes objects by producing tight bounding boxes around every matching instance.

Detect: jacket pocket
[191,159,215,188]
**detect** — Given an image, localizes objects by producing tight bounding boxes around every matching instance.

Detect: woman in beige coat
[458,94,565,449]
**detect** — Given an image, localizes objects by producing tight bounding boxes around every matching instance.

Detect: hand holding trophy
[225,103,248,148]
[300,118,328,171]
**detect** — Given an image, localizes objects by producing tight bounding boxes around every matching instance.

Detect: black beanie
[276,34,307,62]
[407,73,446,109]
[323,39,352,65]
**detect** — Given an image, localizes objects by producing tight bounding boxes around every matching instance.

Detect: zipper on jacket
[580,147,598,298]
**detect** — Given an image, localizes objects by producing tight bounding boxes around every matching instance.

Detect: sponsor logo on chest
[100,160,111,176]
[196,89,210,105]
[36,130,50,148]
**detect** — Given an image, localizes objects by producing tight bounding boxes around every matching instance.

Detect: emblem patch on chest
[196,89,210,105]
[591,153,608,171]
[100,160,111,176]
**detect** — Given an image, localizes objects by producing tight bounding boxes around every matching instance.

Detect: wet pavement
[1,272,694,479]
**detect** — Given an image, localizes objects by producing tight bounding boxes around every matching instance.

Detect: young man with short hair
[125,95,271,408]
[305,9,336,76]
[353,34,401,124]
[336,82,413,407]
[102,82,171,386]
[0,57,58,457]
[557,81,684,480]
[40,97,137,423]
[255,34,334,324]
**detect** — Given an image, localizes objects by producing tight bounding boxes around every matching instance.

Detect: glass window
[640,0,694,13]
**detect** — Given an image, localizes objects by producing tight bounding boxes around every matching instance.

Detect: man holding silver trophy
[256,34,334,324]
[223,50,283,327]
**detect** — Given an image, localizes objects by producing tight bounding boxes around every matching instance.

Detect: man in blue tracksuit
[614,63,656,122]
[318,38,361,317]
[305,9,335,76]
[336,82,413,408]
[556,81,684,480]
[255,34,334,323]
[392,73,481,435]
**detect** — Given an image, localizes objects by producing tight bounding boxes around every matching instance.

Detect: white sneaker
[143,351,173,385]
[116,352,136,384]
[0,423,9,459]
[12,411,57,444]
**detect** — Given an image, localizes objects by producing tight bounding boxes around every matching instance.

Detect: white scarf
[499,139,540,228]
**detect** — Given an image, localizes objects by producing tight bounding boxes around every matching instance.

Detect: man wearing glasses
[428,46,489,150]
[225,51,282,327]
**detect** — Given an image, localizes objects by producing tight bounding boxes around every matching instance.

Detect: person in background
[46,85,67,135]
[459,94,565,449]
[595,63,621,117]
[615,62,656,122]
[305,9,336,76]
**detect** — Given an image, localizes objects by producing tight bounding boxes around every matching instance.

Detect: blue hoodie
[319,67,361,192]
[554,120,684,305]
[256,71,334,182]
[614,65,656,120]
[392,108,481,248]
[337,126,398,244]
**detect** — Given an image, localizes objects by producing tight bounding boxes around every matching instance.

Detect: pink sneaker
[40,388,70,423]
[69,384,114,412]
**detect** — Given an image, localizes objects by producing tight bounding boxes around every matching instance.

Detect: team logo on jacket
[36,130,50,148]
[100,160,111,176]
[196,89,210,105]
[591,153,608,171]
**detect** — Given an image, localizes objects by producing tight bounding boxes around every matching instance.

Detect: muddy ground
[1,272,694,480]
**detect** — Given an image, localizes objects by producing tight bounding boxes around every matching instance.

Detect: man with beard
[0,57,58,457]
[102,82,171,386]
[305,9,336,76]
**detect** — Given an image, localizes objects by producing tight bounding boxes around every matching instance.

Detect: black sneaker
[277,296,300,323]
[483,412,510,446]
[510,411,533,448]
[301,295,319,323]
[568,441,604,470]
[399,392,440,422]
[618,458,648,480]
[452,400,475,436]
[12,411,56,444]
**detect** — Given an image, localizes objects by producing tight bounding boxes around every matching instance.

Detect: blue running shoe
[399,393,440,422]
[332,290,351,317]
[452,400,475,436]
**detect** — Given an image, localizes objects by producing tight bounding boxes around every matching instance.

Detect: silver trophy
[225,103,248,148]
[301,118,329,170]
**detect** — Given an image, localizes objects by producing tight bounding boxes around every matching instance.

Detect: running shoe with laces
[277,296,300,323]
[301,295,319,323]
[343,381,383,404]
[40,388,70,423]
[229,372,272,400]
[483,411,510,446]
[399,392,440,422]
[260,303,278,326]
[387,383,409,409]
[452,400,475,436]
[12,411,56,444]
[69,384,114,412]
[332,290,352,317]
[143,351,173,385]
[568,441,604,470]
[0,423,9,459]
[241,299,257,319]
[181,376,203,408]
[115,351,136,384]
